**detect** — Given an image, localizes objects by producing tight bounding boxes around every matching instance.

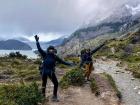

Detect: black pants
[42,72,58,97]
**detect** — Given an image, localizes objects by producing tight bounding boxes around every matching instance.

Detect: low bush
[0,82,44,105]
[60,68,85,89]
[9,52,27,59]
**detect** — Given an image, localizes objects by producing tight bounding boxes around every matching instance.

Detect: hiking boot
[87,79,91,81]
[51,96,59,102]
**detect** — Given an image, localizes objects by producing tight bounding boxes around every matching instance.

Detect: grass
[102,73,122,99]
[94,31,140,78]
[0,56,40,82]
[0,53,44,105]
[90,78,100,96]
[64,57,80,64]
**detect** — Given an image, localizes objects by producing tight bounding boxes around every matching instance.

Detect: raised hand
[34,35,39,42]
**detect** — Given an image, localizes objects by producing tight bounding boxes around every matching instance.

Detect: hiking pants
[84,62,94,79]
[42,72,58,97]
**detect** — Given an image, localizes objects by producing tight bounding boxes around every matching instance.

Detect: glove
[34,35,39,42]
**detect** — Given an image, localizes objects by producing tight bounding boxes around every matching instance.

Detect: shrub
[0,82,44,105]
[9,52,27,59]
[34,59,42,65]
[60,68,85,89]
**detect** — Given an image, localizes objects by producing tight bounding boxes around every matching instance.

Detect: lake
[0,50,38,59]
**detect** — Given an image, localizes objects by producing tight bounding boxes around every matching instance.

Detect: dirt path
[43,66,121,105]
[44,68,105,105]
[94,59,140,105]
[46,84,105,105]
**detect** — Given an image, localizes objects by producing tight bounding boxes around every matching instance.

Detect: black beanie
[47,46,55,52]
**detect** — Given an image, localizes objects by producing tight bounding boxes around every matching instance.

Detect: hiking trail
[94,58,140,105]
[43,65,120,105]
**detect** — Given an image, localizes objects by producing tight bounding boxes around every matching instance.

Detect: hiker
[80,43,105,81]
[39,48,57,75]
[79,49,86,68]
[35,35,72,102]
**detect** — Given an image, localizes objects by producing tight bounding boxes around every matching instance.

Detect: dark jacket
[36,41,71,75]
[80,43,105,67]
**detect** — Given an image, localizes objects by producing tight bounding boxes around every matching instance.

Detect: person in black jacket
[35,35,72,102]
[80,43,105,81]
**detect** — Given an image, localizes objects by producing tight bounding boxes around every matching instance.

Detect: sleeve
[36,41,46,58]
[79,60,84,68]
[79,55,85,68]
[55,56,72,66]
[91,43,105,55]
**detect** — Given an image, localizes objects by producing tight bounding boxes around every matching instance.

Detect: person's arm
[56,56,72,66]
[35,35,46,57]
[79,60,84,68]
[79,54,85,68]
[91,43,105,55]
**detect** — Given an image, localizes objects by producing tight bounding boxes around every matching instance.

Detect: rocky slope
[58,4,140,56]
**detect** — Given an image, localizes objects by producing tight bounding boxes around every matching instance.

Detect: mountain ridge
[58,4,140,57]
[0,39,32,50]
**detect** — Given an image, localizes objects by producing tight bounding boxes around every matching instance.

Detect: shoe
[51,96,59,102]
[87,79,91,81]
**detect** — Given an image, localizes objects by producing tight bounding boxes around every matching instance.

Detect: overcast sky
[0,0,140,42]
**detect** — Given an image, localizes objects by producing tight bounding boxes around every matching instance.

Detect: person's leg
[85,64,90,80]
[42,74,48,97]
[87,63,93,80]
[49,73,59,101]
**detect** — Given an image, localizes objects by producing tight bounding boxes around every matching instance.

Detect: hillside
[94,29,140,78]
[0,39,32,50]
[58,4,140,56]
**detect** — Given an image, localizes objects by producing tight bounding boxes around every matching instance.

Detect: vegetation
[0,55,40,82]
[60,67,85,89]
[9,52,27,59]
[0,52,43,105]
[102,73,122,99]
[90,78,100,96]
[0,82,44,105]
[94,30,140,78]
[64,57,80,64]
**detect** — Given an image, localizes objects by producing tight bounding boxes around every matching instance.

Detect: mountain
[45,38,64,47]
[0,39,32,50]
[58,4,140,57]
[16,37,65,50]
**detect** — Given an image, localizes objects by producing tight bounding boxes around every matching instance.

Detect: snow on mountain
[125,4,140,16]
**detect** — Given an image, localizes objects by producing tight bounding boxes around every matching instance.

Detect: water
[0,50,38,59]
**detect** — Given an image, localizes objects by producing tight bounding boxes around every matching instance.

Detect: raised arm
[55,56,72,66]
[91,43,105,55]
[35,35,46,58]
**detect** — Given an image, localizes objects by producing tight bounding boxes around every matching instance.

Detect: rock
[134,86,138,90]
[101,56,107,61]
[121,71,125,73]
[131,78,135,80]
[138,90,140,95]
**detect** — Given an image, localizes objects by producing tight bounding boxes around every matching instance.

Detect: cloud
[0,0,140,41]
[23,33,66,42]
